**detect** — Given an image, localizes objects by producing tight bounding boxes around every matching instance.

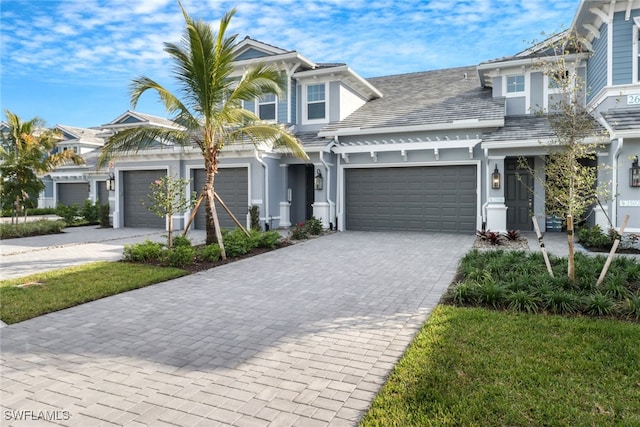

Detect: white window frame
[257,94,277,122]
[303,82,328,124]
[505,74,525,95]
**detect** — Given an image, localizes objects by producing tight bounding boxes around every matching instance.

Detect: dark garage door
[193,168,248,230]
[58,183,88,206]
[122,170,166,228]
[345,165,476,232]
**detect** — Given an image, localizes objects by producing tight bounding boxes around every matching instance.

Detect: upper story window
[306,83,326,121]
[506,75,525,93]
[258,94,277,121]
[548,70,570,90]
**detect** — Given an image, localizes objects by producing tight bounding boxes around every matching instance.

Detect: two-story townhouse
[577,0,640,232]
[39,0,640,234]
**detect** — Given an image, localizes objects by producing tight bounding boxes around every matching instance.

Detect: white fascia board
[232,52,316,72]
[333,139,480,154]
[482,136,610,150]
[318,119,504,138]
[477,53,587,73]
[294,66,383,99]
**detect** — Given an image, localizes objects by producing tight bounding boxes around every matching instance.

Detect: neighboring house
[39,0,640,233]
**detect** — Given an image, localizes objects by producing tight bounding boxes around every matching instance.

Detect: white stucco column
[279,164,291,227]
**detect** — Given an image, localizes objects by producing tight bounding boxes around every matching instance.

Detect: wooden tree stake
[596,215,630,286]
[532,216,554,277]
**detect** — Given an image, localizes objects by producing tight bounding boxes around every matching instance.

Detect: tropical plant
[0,110,84,218]
[143,176,196,248]
[97,5,308,259]
[522,31,609,283]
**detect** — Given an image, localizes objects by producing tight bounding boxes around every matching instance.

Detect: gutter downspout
[254,149,269,229]
[482,148,490,230]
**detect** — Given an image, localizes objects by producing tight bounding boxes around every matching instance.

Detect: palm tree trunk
[204,153,226,259]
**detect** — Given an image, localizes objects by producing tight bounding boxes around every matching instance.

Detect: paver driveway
[0,231,474,426]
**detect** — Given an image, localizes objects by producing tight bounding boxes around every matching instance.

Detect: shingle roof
[602,108,640,132]
[320,66,504,133]
[481,115,557,142]
[295,131,332,148]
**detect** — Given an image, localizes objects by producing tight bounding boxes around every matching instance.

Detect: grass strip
[360,305,640,427]
[0,262,188,324]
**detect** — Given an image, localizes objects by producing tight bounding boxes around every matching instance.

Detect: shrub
[475,282,507,308]
[249,205,260,231]
[507,290,540,313]
[257,230,281,249]
[584,293,616,316]
[199,244,222,262]
[123,240,164,263]
[476,229,504,245]
[80,200,99,223]
[290,223,309,240]
[99,203,110,227]
[543,289,580,314]
[504,229,520,241]
[172,235,192,248]
[55,203,80,225]
[450,282,478,305]
[165,246,195,268]
[223,228,251,257]
[305,216,323,235]
[0,219,66,239]
[577,225,613,249]
[620,294,640,320]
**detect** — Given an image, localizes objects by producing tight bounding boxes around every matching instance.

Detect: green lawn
[361,305,640,427]
[0,262,187,324]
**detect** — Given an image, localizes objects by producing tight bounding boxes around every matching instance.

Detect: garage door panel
[193,168,248,230]
[345,165,476,232]
[58,183,88,206]
[123,170,166,228]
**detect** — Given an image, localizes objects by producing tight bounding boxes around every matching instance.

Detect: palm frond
[97,127,190,168]
[229,123,308,160]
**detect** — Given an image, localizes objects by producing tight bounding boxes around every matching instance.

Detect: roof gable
[233,37,290,60]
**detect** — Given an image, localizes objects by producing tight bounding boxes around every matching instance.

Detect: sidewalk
[0,226,206,280]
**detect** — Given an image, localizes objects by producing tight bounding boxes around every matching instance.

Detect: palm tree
[0,109,84,218]
[98,5,308,259]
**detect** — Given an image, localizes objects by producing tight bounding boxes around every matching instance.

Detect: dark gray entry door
[122,170,166,228]
[57,183,88,206]
[193,168,248,230]
[505,157,533,231]
[345,165,477,232]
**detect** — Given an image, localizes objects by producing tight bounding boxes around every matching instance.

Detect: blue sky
[1,0,580,129]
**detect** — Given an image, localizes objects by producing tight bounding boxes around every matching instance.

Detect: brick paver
[0,231,474,426]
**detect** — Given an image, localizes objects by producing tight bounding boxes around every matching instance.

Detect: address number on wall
[628,94,640,105]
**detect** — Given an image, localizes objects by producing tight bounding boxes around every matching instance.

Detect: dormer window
[306,83,326,121]
[258,94,277,121]
[506,75,525,93]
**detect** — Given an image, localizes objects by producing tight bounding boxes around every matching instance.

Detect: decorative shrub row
[123,229,283,268]
[0,219,66,239]
[447,249,640,320]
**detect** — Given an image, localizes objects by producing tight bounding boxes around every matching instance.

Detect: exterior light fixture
[314,169,323,190]
[106,173,116,191]
[631,156,640,188]
[491,164,501,189]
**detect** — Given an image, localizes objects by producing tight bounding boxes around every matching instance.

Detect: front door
[505,157,533,231]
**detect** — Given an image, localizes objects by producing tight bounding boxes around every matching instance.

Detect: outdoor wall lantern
[631,156,640,188]
[106,173,116,191]
[314,169,323,191]
[491,164,501,189]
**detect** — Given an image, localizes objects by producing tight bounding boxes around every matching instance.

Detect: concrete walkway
[0,226,206,280]
[0,231,474,426]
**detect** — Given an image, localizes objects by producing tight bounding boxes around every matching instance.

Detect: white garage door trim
[337,160,481,232]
